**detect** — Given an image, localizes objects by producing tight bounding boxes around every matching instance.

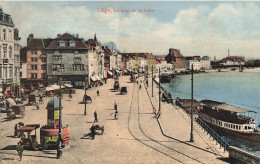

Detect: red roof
[173,49,184,58]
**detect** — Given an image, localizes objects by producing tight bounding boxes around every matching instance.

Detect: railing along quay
[196,117,230,152]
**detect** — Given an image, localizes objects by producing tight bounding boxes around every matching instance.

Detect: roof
[20,47,28,62]
[46,97,63,110]
[179,99,201,108]
[27,38,54,50]
[189,60,199,62]
[200,99,249,113]
[18,124,40,132]
[172,49,184,58]
[0,11,15,27]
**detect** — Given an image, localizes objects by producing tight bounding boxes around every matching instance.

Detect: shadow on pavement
[81,133,91,139]
[6,135,15,138]
[1,145,17,150]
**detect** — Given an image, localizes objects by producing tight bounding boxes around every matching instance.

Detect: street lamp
[152,65,154,97]
[190,64,194,142]
[84,74,87,115]
[57,77,63,158]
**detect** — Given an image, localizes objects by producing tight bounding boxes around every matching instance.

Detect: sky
[1,1,260,59]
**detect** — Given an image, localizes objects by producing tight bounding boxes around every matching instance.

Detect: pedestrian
[105,79,107,84]
[114,110,118,120]
[14,124,17,137]
[36,102,39,110]
[94,110,98,123]
[68,93,72,101]
[16,142,23,161]
[114,100,117,111]
[97,90,100,96]
[90,124,96,140]
[39,94,43,104]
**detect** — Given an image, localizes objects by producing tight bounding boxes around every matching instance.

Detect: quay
[0,75,240,163]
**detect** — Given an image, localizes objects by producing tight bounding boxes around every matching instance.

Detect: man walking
[114,100,117,111]
[90,124,96,140]
[97,90,100,96]
[16,142,23,161]
[94,110,98,123]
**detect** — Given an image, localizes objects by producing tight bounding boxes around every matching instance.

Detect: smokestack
[228,49,230,56]
[27,34,34,44]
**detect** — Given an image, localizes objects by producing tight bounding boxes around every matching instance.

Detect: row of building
[0,6,246,97]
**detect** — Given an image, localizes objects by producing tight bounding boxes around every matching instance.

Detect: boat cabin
[199,99,257,133]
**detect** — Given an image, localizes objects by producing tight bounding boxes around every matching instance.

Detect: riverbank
[206,67,260,73]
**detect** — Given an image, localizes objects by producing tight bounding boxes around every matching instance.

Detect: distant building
[220,56,245,66]
[187,60,200,70]
[200,56,211,70]
[46,33,88,87]
[165,48,186,70]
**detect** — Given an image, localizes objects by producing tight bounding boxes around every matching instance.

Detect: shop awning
[46,86,55,91]
[91,76,97,81]
[95,75,101,81]
[108,71,113,75]
[64,84,73,88]
[99,75,104,79]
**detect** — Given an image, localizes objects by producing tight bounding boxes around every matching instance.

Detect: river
[162,71,260,155]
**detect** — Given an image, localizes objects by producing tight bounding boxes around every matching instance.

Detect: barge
[199,99,260,143]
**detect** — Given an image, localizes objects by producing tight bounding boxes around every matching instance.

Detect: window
[9,66,12,78]
[3,29,6,40]
[41,73,47,79]
[59,40,65,47]
[245,126,247,130]
[60,64,64,72]
[52,65,58,71]
[14,55,19,62]
[53,55,62,61]
[31,65,37,70]
[69,40,75,47]
[31,58,37,62]
[41,57,46,62]
[41,64,47,70]
[73,64,77,71]
[80,64,84,71]
[3,44,7,58]
[0,66,2,78]
[31,73,37,79]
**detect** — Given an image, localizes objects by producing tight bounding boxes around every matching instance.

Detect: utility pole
[152,65,153,97]
[84,74,87,115]
[57,77,63,158]
[190,64,194,142]
[159,67,161,112]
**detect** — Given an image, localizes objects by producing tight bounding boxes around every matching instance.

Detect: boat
[199,99,260,143]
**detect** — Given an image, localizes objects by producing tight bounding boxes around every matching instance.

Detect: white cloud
[1,2,260,59]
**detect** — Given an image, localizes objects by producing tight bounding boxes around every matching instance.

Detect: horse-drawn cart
[7,104,25,119]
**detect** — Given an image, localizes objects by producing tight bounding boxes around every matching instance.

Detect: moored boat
[199,99,260,143]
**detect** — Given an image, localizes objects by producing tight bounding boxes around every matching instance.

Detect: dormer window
[59,40,65,47]
[69,40,75,47]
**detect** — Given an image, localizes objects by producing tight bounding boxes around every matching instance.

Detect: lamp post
[190,64,194,142]
[159,67,161,113]
[152,65,153,97]
[57,77,63,158]
[84,74,87,115]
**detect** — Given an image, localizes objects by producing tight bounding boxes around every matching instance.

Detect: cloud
[1,2,260,59]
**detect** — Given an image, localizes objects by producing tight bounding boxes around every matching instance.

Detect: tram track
[127,82,206,163]
[143,82,223,155]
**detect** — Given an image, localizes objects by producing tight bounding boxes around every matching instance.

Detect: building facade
[187,60,200,70]
[20,34,53,88]
[46,33,88,87]
[0,7,21,96]
[165,48,186,70]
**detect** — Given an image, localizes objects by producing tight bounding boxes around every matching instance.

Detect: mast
[190,64,194,142]
[159,67,161,113]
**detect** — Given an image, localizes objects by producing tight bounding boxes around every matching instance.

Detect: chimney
[169,48,174,55]
[76,34,79,37]
[27,34,34,44]
[57,34,61,37]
